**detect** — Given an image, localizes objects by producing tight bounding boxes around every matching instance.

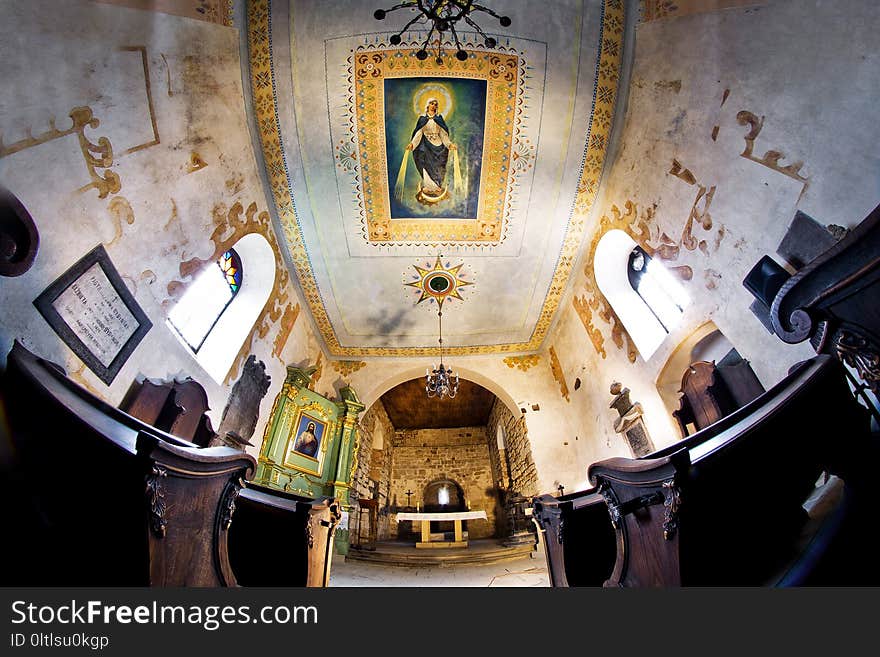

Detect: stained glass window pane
[219,249,242,293]
[168,249,242,352]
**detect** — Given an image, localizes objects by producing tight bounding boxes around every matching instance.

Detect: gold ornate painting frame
[351,47,521,245]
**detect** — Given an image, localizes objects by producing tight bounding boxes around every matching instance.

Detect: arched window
[167,233,276,383]
[627,246,688,333]
[594,230,690,360]
[168,249,243,352]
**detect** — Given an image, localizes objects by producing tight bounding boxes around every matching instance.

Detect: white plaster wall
[0,0,323,457]
[547,0,880,486]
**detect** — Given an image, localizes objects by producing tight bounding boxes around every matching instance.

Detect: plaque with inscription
[33,244,152,385]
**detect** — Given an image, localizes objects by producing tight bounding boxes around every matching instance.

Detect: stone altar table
[395,511,488,548]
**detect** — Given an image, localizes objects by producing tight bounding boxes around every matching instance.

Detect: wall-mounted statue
[609,381,654,457]
[215,354,271,450]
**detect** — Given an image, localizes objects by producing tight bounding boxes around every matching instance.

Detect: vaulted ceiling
[246,0,624,358]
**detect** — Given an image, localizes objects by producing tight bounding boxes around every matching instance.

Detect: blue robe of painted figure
[410,112,452,192]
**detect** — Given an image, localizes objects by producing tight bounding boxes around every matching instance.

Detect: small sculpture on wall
[216,354,271,449]
[609,381,655,457]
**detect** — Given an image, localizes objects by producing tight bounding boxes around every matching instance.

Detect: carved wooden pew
[587,354,871,586]
[769,202,880,413]
[531,488,616,587]
[0,340,256,586]
[227,482,341,587]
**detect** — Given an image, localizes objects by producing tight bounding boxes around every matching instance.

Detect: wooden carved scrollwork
[835,329,880,395]
[598,484,620,530]
[328,500,342,535]
[146,466,168,538]
[219,477,244,531]
[662,480,681,541]
[305,517,315,549]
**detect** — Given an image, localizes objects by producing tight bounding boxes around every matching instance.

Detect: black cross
[404,489,414,506]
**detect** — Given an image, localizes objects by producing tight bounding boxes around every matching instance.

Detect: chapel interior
[1,0,879,588]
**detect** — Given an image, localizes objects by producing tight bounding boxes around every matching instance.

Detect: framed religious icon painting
[32,244,152,385]
[283,412,327,475]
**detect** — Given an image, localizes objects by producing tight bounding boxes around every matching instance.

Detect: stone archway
[423,478,466,512]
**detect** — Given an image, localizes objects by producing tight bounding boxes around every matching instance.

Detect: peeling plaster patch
[704,269,722,289]
[68,362,104,397]
[140,269,156,287]
[331,360,367,377]
[161,53,173,96]
[548,346,570,402]
[308,352,323,392]
[107,195,135,246]
[272,302,300,359]
[666,109,687,138]
[503,355,540,371]
[186,152,208,173]
[654,79,681,93]
[714,224,726,251]
[669,158,697,185]
[669,265,693,280]
[736,110,809,194]
[225,173,244,195]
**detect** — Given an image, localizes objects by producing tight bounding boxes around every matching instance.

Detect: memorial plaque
[33,244,152,384]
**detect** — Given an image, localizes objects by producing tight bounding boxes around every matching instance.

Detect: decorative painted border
[349,45,522,245]
[247,0,624,356]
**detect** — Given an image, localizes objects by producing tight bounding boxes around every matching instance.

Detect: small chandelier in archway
[405,254,472,400]
[426,306,458,398]
[373,0,512,64]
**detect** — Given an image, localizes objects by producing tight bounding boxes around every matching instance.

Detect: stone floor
[329,541,550,587]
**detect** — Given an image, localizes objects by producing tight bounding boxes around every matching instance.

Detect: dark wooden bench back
[228,482,341,587]
[532,488,616,587]
[0,340,255,586]
[587,354,870,586]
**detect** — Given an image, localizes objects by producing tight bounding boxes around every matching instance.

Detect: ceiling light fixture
[426,306,459,399]
[373,1,512,64]
[405,254,471,400]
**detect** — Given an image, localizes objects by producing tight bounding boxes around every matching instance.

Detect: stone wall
[487,399,539,497]
[350,401,395,542]
[388,427,498,539]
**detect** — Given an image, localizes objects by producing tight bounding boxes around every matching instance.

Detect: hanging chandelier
[373,1,512,64]
[404,254,472,400]
[426,307,459,399]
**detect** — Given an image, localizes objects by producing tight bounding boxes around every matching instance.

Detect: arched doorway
[349,375,539,548]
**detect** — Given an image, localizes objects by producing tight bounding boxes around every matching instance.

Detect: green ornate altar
[255,366,364,554]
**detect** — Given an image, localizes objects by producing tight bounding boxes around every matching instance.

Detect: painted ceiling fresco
[247,0,624,356]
